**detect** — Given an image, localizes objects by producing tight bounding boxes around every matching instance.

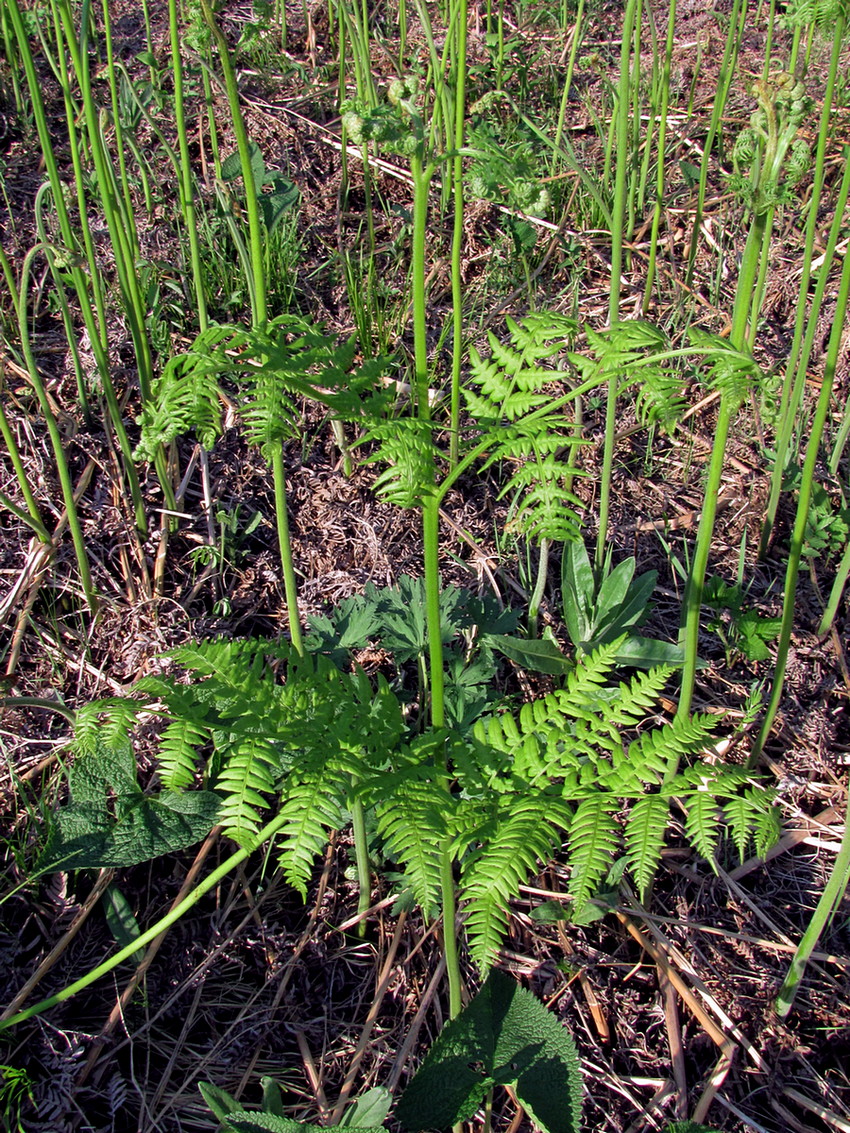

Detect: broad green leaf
[594,557,636,626]
[596,570,657,637]
[260,1079,285,1117]
[395,969,582,1133]
[601,635,687,669]
[102,884,144,963]
[339,1088,392,1128]
[199,1081,242,1122]
[485,634,571,676]
[223,1114,385,1133]
[561,540,594,644]
[40,738,220,871]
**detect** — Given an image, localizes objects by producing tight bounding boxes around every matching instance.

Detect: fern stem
[752,179,850,762]
[202,0,267,328]
[350,794,372,938]
[0,813,290,1032]
[271,445,304,654]
[440,843,463,1018]
[528,537,550,638]
[595,0,637,574]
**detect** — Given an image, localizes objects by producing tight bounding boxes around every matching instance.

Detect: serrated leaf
[396,970,581,1133]
[199,1081,242,1122]
[224,1114,385,1133]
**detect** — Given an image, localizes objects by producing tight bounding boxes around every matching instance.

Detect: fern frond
[624,714,717,788]
[689,328,762,409]
[683,790,722,865]
[158,718,210,789]
[461,794,570,971]
[566,795,619,910]
[506,468,585,543]
[724,789,767,865]
[277,768,348,897]
[72,698,144,758]
[375,776,453,918]
[135,325,234,459]
[362,417,437,508]
[625,795,670,899]
[215,735,280,845]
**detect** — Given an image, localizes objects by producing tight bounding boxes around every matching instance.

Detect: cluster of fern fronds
[71,620,777,972]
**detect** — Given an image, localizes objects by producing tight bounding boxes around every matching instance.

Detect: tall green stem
[448,0,467,468]
[271,446,303,655]
[595,0,636,574]
[752,169,850,760]
[16,248,97,611]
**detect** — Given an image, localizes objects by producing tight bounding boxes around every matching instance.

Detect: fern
[566,795,620,909]
[625,796,671,900]
[459,793,571,971]
[465,313,586,545]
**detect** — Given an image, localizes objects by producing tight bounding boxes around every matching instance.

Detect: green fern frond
[754,801,781,857]
[375,775,453,918]
[507,470,585,543]
[158,718,210,789]
[724,789,766,864]
[625,714,717,787]
[625,795,670,899]
[215,734,280,845]
[461,794,570,971]
[566,795,619,910]
[72,698,144,757]
[277,768,348,897]
[689,328,762,409]
[362,417,437,508]
[135,324,233,460]
[684,790,722,865]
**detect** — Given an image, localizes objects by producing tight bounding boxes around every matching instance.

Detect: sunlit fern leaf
[684,790,722,865]
[158,718,211,789]
[507,471,585,543]
[72,698,145,758]
[215,734,280,846]
[375,775,453,919]
[135,324,235,460]
[362,417,437,508]
[688,328,762,409]
[625,795,670,899]
[624,714,717,788]
[724,789,765,865]
[566,795,620,911]
[754,800,781,857]
[277,768,348,897]
[460,794,570,972]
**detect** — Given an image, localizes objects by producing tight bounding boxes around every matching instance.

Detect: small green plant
[703,577,782,664]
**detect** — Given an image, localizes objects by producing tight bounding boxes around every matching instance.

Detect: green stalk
[752,175,850,760]
[818,538,850,638]
[169,0,208,332]
[0,490,52,543]
[16,247,97,611]
[642,0,677,312]
[774,772,850,1017]
[55,0,154,405]
[527,537,550,638]
[685,0,746,285]
[201,0,267,328]
[759,9,845,556]
[271,445,304,655]
[448,0,468,467]
[595,0,636,575]
[552,0,585,160]
[439,843,462,1018]
[0,810,291,1031]
[11,0,147,531]
[676,210,768,727]
[350,793,372,937]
